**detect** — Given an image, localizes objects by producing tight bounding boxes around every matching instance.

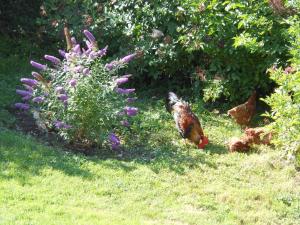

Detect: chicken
[166,92,209,149]
[228,136,251,152]
[228,127,272,152]
[244,127,272,145]
[227,91,257,127]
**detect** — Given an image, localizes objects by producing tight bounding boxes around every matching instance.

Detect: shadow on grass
[0,129,93,184]
[1,98,230,181]
[124,140,227,174]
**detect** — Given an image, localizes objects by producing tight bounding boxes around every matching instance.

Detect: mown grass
[1,99,300,225]
[1,37,300,225]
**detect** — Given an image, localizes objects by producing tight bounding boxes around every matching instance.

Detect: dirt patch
[8,107,98,155]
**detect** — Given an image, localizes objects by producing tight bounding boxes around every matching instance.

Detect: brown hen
[227,91,256,127]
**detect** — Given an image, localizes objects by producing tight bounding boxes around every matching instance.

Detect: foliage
[0,0,42,37]
[36,0,296,102]
[15,30,138,149]
[263,15,300,159]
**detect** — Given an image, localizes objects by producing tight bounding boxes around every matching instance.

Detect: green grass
[0,36,40,127]
[1,100,300,225]
[1,37,300,225]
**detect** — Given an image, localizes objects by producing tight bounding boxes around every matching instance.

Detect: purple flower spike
[65,53,71,61]
[16,89,32,97]
[121,120,130,127]
[124,106,138,116]
[55,86,65,94]
[54,121,72,129]
[30,60,47,70]
[115,77,129,85]
[88,51,97,60]
[85,48,92,56]
[120,53,136,64]
[115,88,135,94]
[69,79,77,87]
[59,49,66,58]
[83,30,96,43]
[32,96,44,103]
[85,40,93,49]
[109,133,120,150]
[23,84,33,92]
[74,66,83,73]
[64,124,72,129]
[44,55,61,64]
[54,121,64,129]
[58,94,68,101]
[96,45,108,57]
[63,65,69,72]
[71,37,77,45]
[22,95,32,101]
[15,103,30,110]
[105,61,117,71]
[127,97,138,103]
[121,74,132,78]
[83,68,90,76]
[73,44,81,54]
[31,72,42,80]
[20,78,38,87]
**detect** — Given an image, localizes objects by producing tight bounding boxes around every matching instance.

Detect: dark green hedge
[2,0,299,102]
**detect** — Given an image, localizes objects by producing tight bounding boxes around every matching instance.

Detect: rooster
[227,91,257,127]
[166,92,209,149]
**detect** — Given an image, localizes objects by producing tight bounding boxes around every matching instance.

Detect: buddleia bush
[15,30,138,150]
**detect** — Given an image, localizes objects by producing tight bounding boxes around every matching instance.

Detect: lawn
[1,38,300,225]
[1,101,300,224]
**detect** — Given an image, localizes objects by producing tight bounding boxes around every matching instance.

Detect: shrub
[0,0,42,37]
[37,0,294,102]
[263,15,300,160]
[15,30,138,149]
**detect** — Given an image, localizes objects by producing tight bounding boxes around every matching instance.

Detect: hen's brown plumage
[227,91,256,127]
[166,92,208,148]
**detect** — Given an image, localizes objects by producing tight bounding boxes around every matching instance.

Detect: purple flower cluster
[116,88,136,94]
[120,53,136,64]
[54,120,72,129]
[59,50,66,58]
[105,61,117,71]
[32,72,43,80]
[55,86,65,94]
[84,30,96,43]
[114,74,138,122]
[16,89,32,102]
[105,53,136,71]
[32,96,44,103]
[109,133,121,150]
[69,79,77,87]
[30,61,47,71]
[15,103,30,110]
[44,55,61,64]
[124,106,138,116]
[83,68,90,76]
[20,78,38,87]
